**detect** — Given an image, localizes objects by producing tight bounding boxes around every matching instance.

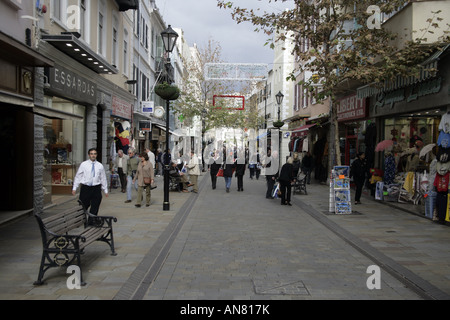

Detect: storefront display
[42,97,85,203]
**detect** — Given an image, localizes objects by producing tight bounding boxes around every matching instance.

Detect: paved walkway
[0,173,449,300]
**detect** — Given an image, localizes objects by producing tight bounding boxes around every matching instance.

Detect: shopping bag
[216,168,224,177]
[272,182,280,199]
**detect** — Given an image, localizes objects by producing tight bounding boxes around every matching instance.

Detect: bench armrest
[86,212,117,228]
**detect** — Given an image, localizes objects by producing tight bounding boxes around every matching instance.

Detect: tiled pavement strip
[0,173,450,300]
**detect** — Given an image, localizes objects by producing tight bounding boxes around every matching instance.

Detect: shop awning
[291,124,316,138]
[155,124,177,135]
[41,33,118,74]
[0,31,54,67]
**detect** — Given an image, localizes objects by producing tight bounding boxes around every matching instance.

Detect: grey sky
[157,0,294,65]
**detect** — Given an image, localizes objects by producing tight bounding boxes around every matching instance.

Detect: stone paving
[0,173,449,300]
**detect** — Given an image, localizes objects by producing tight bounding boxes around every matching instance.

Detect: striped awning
[357,44,449,99]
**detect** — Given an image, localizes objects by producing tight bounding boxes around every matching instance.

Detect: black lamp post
[275,91,284,169]
[161,25,178,211]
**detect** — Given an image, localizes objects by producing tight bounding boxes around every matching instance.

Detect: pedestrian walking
[235,151,246,191]
[301,151,314,184]
[145,147,156,171]
[113,149,128,192]
[156,148,163,176]
[133,152,154,207]
[279,157,296,206]
[223,154,235,193]
[209,151,221,190]
[72,148,108,216]
[292,152,301,178]
[125,147,140,203]
[248,153,257,179]
[186,151,200,193]
[350,152,367,205]
[264,149,278,199]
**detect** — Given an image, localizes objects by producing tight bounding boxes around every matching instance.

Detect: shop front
[37,63,95,205]
[358,48,450,216]
[336,93,371,166]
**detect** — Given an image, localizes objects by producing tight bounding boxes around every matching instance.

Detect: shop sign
[337,94,367,122]
[374,77,442,114]
[142,101,154,113]
[47,64,96,105]
[112,96,132,120]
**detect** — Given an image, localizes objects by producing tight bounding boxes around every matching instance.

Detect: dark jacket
[302,154,313,169]
[279,163,295,182]
[223,163,235,177]
[350,158,367,181]
[209,157,221,176]
[235,158,246,176]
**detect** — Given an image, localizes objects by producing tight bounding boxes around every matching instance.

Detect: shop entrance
[0,105,34,211]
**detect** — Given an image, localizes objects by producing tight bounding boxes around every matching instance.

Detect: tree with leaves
[175,39,264,135]
[217,0,450,166]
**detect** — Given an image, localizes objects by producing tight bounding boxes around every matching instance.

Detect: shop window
[42,97,85,204]
[383,112,442,173]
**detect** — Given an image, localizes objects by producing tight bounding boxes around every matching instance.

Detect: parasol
[375,139,394,152]
[419,143,435,158]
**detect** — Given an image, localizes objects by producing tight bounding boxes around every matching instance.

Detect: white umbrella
[419,143,436,158]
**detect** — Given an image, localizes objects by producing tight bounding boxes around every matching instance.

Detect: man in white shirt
[145,147,156,170]
[72,148,108,216]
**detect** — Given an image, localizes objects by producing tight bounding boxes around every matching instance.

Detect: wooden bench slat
[42,206,84,224]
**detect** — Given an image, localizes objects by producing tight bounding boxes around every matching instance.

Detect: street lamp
[161,25,179,211]
[275,91,284,169]
[275,91,284,121]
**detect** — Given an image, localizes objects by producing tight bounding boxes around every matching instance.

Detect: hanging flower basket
[272,121,285,128]
[155,82,180,100]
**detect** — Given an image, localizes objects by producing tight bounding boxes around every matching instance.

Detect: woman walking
[209,151,221,190]
[223,154,235,193]
[133,152,154,207]
[279,157,296,205]
[235,151,246,191]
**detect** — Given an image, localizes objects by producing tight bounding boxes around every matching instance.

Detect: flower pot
[272,121,284,128]
[155,84,180,100]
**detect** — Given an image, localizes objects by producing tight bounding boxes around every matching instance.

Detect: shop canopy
[291,124,316,138]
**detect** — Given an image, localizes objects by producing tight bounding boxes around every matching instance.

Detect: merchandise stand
[333,166,352,214]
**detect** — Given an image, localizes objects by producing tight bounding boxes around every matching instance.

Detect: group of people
[71,145,317,218]
[110,147,156,207]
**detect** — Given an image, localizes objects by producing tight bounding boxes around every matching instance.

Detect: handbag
[144,177,152,185]
[216,168,224,177]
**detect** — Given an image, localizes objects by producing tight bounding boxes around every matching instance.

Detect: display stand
[333,166,352,214]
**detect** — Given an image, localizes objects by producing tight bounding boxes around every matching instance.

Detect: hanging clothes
[433,172,450,192]
[403,172,415,195]
[384,153,396,185]
[438,113,450,133]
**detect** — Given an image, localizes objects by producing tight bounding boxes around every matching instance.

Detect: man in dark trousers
[72,148,109,216]
[264,149,279,199]
[350,152,367,205]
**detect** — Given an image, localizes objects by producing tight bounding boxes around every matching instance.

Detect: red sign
[112,96,132,119]
[337,94,366,122]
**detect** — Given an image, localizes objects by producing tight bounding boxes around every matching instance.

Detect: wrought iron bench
[293,172,307,195]
[33,201,117,286]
